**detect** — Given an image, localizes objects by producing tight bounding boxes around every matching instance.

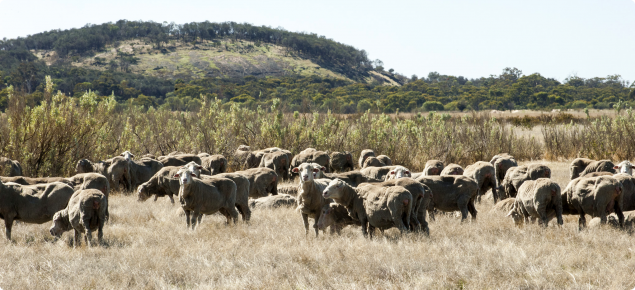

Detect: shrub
[422,101,444,111]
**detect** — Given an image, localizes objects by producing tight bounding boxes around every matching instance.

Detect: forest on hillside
[0,20,633,113]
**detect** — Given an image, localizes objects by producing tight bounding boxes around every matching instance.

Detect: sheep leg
[191,212,200,230]
[467,200,478,220]
[313,213,320,237]
[185,210,191,229]
[536,201,548,227]
[227,206,240,225]
[578,213,586,231]
[83,217,93,247]
[368,225,375,240]
[153,196,158,202]
[614,203,624,228]
[74,229,82,248]
[361,219,369,238]
[3,217,14,241]
[97,216,104,244]
[168,195,175,204]
[196,213,203,227]
[302,213,310,236]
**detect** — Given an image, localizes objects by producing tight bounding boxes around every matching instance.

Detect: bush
[422,101,444,111]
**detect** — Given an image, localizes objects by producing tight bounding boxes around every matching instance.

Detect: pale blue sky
[1,0,634,83]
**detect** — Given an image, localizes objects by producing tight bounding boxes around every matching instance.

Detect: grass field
[0,161,634,289]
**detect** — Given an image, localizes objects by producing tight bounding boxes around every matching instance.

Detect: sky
[0,0,634,83]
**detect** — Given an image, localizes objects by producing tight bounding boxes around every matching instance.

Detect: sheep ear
[292,168,299,173]
[614,166,619,169]
[390,171,395,174]
[120,153,125,156]
[405,171,410,175]
[321,167,326,172]
[191,173,196,177]
[173,174,180,178]
[197,166,203,169]
[131,153,135,157]
[313,168,320,173]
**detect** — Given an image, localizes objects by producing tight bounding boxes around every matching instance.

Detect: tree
[422,101,444,111]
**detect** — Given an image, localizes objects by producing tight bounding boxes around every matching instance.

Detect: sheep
[362,156,386,168]
[322,179,412,238]
[569,158,595,180]
[128,157,164,191]
[416,175,479,222]
[360,166,398,182]
[322,170,369,187]
[562,175,624,230]
[290,150,330,178]
[329,151,354,173]
[259,151,290,180]
[249,194,297,209]
[49,189,107,247]
[233,145,253,170]
[0,176,73,187]
[75,157,130,192]
[506,178,563,227]
[574,171,635,212]
[137,166,182,204]
[376,155,393,166]
[243,147,286,169]
[490,198,516,213]
[358,149,376,169]
[233,168,279,198]
[300,148,317,154]
[384,166,412,181]
[423,160,444,176]
[174,168,239,229]
[316,202,362,234]
[490,153,517,187]
[614,161,635,175]
[200,154,227,175]
[440,164,464,176]
[501,164,551,199]
[291,163,333,236]
[159,154,203,168]
[463,161,498,202]
[0,179,75,240]
[578,160,616,177]
[0,157,22,177]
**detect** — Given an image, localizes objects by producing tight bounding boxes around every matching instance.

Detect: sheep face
[120,151,135,162]
[316,205,335,230]
[322,179,347,199]
[49,211,70,237]
[614,161,635,175]
[388,166,411,179]
[174,168,196,185]
[75,159,93,173]
[137,183,151,202]
[182,161,203,178]
[292,163,323,182]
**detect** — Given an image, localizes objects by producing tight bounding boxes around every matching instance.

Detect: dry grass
[1,161,634,289]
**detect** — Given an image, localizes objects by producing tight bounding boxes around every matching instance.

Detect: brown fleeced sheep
[490,198,516,213]
[463,161,498,202]
[376,155,392,166]
[49,189,107,247]
[506,178,563,227]
[233,167,279,198]
[0,157,23,177]
[292,163,333,237]
[0,180,75,240]
[358,149,376,169]
[137,166,182,204]
[249,194,297,209]
[562,175,624,230]
[578,160,616,177]
[322,179,412,238]
[501,164,551,199]
[490,154,517,187]
[175,168,239,229]
[362,157,386,168]
[329,151,355,173]
[440,164,464,176]
[259,151,290,180]
[416,175,479,222]
[201,154,227,175]
[569,158,595,180]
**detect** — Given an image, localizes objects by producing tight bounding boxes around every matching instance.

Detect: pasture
[1,161,633,289]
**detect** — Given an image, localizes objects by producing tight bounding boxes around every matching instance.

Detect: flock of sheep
[1,147,634,247]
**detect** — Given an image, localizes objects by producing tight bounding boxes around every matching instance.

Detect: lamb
[292,163,333,236]
[233,167,279,198]
[358,149,376,169]
[362,157,386,168]
[614,161,635,175]
[440,164,464,176]
[174,168,239,229]
[200,154,227,175]
[561,175,624,230]
[249,194,297,209]
[137,166,181,204]
[506,178,563,227]
[490,198,516,213]
[322,179,412,238]
[490,154,517,187]
[259,151,290,180]
[578,160,616,177]
[49,189,107,247]
[569,158,595,180]
[501,164,551,199]
[416,175,479,221]
[376,155,393,166]
[360,166,398,182]
[329,151,354,172]
[0,157,22,177]
[463,161,498,202]
[290,150,330,178]
[0,180,75,240]
[384,166,412,181]
[316,203,362,234]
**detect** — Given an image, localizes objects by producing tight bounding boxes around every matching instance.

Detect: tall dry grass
[0,161,634,289]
